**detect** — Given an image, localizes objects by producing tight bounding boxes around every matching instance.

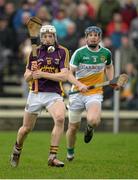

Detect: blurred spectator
[52,7,72,39]
[35,0,60,18]
[129,12,138,49]
[0,15,15,51]
[49,0,60,18]
[120,63,138,109]
[4,2,18,54]
[78,37,86,47]
[102,36,115,59]
[36,5,51,24]
[0,15,18,76]
[80,0,96,19]
[61,0,77,20]
[120,34,138,72]
[74,2,96,38]
[13,0,36,30]
[0,44,9,93]
[45,0,60,17]
[60,22,79,53]
[14,11,31,76]
[27,0,37,11]
[4,2,16,30]
[16,11,30,46]
[120,0,137,27]
[97,0,120,33]
[102,37,116,104]
[106,12,129,48]
[106,12,128,36]
[0,0,5,16]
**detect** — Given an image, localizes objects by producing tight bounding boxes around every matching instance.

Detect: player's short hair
[85,26,102,37]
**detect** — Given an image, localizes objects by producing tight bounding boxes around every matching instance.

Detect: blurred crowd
[0,0,138,109]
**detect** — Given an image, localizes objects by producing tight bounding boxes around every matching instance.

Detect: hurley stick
[68,73,128,95]
[26,17,42,93]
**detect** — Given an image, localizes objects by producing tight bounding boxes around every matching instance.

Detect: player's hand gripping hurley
[26,17,42,93]
[68,73,129,95]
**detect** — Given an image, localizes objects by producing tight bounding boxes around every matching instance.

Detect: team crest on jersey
[100,55,106,62]
[46,57,52,65]
[47,59,52,65]
[55,58,60,65]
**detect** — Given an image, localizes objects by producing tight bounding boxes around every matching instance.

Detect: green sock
[67,148,74,155]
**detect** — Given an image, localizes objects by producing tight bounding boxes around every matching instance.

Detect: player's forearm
[106,65,114,81]
[68,71,81,87]
[24,69,33,82]
[42,71,68,82]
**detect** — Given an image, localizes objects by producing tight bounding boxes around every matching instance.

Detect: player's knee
[88,117,101,127]
[93,119,100,127]
[22,126,32,134]
[55,114,65,125]
[69,123,79,133]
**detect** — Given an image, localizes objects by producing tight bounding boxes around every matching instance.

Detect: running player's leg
[84,101,101,143]
[10,92,41,167]
[66,110,81,161]
[47,100,66,167]
[66,93,84,161]
[17,112,38,146]
[10,112,37,167]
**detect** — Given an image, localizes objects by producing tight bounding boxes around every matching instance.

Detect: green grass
[0,131,138,179]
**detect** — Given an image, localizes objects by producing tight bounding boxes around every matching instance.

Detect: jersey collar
[86,45,101,52]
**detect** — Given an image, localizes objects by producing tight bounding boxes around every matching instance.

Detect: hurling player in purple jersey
[10,25,69,167]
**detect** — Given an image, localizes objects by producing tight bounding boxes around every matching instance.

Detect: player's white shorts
[68,93,103,123]
[25,92,63,115]
[68,93,103,111]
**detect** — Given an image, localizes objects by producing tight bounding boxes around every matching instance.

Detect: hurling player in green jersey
[66,26,115,161]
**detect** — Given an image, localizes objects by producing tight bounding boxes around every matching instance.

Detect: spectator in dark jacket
[60,22,79,53]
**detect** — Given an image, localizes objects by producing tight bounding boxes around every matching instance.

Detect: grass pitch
[0,131,138,179]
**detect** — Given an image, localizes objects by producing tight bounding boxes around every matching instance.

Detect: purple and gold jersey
[26,45,69,95]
